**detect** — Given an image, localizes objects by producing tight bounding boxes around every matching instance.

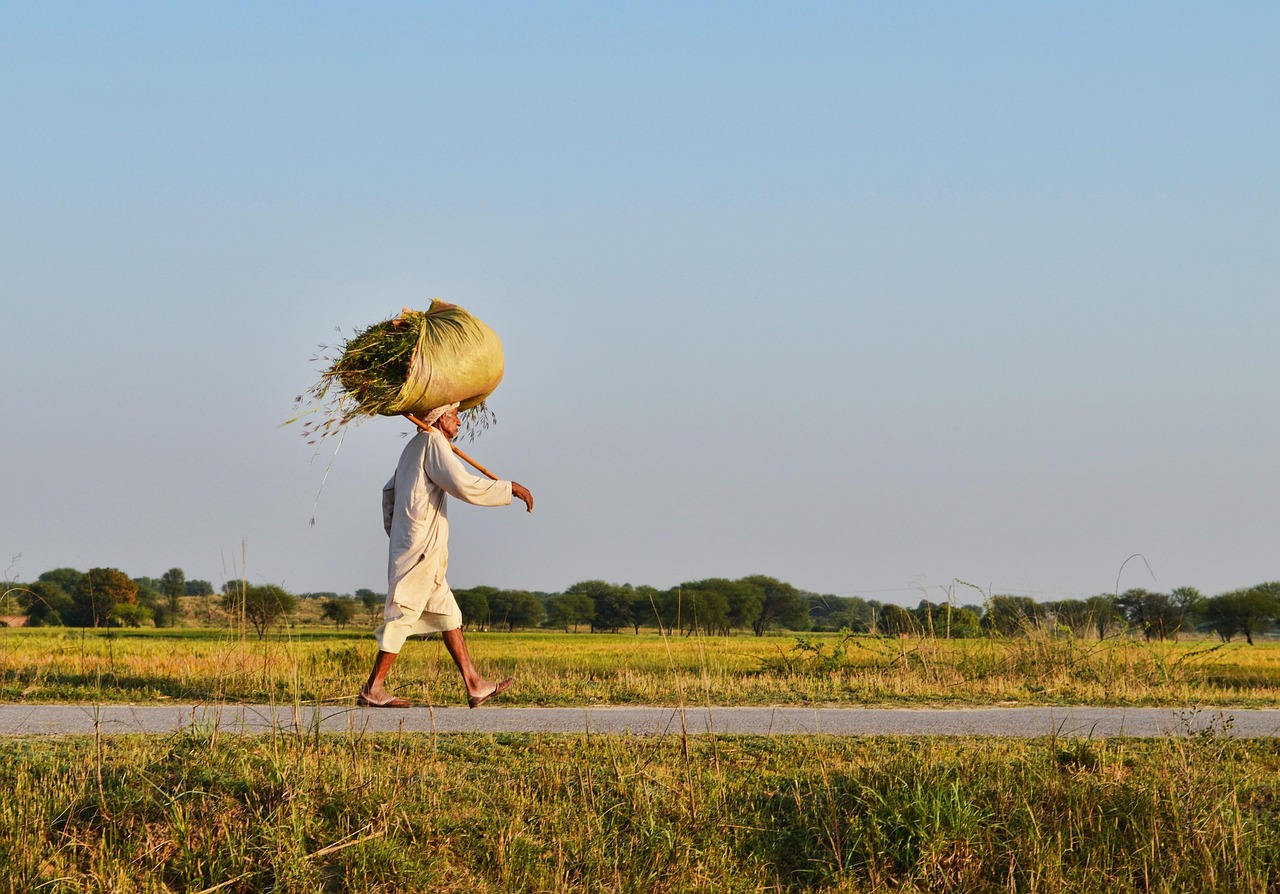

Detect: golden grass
[2,627,1279,707]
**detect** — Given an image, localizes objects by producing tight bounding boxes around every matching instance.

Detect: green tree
[741,575,809,636]
[879,603,918,636]
[223,583,298,637]
[321,597,357,629]
[71,568,139,627]
[809,594,876,633]
[981,595,1046,636]
[19,580,73,626]
[1116,588,1184,641]
[157,568,185,626]
[672,580,731,635]
[184,579,215,597]
[563,580,633,633]
[545,591,595,632]
[487,589,545,631]
[1202,585,1280,645]
[38,567,84,595]
[355,588,383,624]
[1049,599,1093,637]
[454,585,498,629]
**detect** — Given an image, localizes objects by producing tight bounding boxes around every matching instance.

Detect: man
[358,402,534,708]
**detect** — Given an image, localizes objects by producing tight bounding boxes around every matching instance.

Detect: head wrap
[420,402,460,429]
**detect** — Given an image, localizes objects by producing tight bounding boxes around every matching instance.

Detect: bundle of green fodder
[298,299,503,441]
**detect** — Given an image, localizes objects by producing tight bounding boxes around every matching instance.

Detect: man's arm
[511,482,533,513]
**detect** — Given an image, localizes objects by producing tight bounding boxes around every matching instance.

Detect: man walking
[358,403,534,708]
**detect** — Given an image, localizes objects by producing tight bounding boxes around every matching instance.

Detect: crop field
[1,627,1279,708]
[3,627,1279,892]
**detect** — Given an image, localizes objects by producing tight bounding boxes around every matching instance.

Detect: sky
[2,3,1277,606]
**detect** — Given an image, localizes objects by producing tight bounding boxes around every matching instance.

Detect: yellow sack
[305,300,504,433]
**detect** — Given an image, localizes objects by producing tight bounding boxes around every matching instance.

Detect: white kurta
[382,428,512,618]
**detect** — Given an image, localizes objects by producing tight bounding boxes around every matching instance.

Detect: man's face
[436,408,461,440]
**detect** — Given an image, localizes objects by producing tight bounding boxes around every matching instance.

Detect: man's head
[422,402,461,440]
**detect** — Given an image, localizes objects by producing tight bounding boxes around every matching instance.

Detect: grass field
[2,728,1277,892]
[1,626,1279,707]
[4,627,1279,892]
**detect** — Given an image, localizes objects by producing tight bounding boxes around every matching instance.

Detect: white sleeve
[423,433,512,507]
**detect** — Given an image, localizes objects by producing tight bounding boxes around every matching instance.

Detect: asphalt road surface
[2,704,1278,738]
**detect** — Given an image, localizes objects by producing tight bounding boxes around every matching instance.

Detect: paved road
[1,704,1278,738]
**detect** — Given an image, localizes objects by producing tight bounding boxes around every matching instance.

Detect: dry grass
[2,627,1279,707]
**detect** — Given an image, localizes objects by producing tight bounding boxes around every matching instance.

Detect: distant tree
[671,580,731,636]
[355,588,383,624]
[184,579,215,597]
[39,567,84,595]
[454,585,498,630]
[71,568,139,627]
[741,575,809,636]
[879,603,918,637]
[133,578,167,627]
[981,595,1047,636]
[114,602,154,627]
[1202,585,1280,645]
[321,597,357,630]
[1116,589,1185,641]
[1085,595,1121,639]
[809,594,876,633]
[19,580,73,626]
[630,585,663,633]
[1170,586,1206,636]
[545,591,595,632]
[487,589,544,631]
[1049,599,1093,637]
[223,584,298,637]
[158,568,186,626]
[562,581,633,633]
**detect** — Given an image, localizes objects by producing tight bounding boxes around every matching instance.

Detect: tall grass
[2,628,1280,707]
[0,729,1276,892]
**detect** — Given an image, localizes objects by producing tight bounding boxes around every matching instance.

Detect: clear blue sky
[3,3,1277,605]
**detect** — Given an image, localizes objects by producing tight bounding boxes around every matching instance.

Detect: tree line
[3,567,1279,644]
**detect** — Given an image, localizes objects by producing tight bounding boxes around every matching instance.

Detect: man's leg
[359,608,423,707]
[441,627,512,707]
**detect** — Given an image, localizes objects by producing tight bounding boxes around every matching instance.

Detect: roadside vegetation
[1,726,1277,893]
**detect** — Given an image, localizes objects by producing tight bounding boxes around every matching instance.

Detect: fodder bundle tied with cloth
[296,299,504,442]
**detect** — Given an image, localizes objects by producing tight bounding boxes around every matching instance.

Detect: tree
[70,568,138,627]
[671,581,731,635]
[1085,594,1120,639]
[487,589,545,631]
[879,603,917,637]
[321,597,357,629]
[546,591,595,632]
[39,567,84,595]
[223,583,298,637]
[454,585,498,630]
[1202,585,1280,645]
[809,594,876,633]
[741,575,809,636]
[18,580,73,626]
[355,588,383,624]
[1049,599,1093,638]
[1116,589,1183,641]
[981,595,1046,636]
[563,581,634,633]
[184,579,215,597]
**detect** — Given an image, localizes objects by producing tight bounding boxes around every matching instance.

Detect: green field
[2,627,1280,707]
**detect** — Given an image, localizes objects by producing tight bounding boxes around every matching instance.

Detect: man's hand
[511,482,534,513]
